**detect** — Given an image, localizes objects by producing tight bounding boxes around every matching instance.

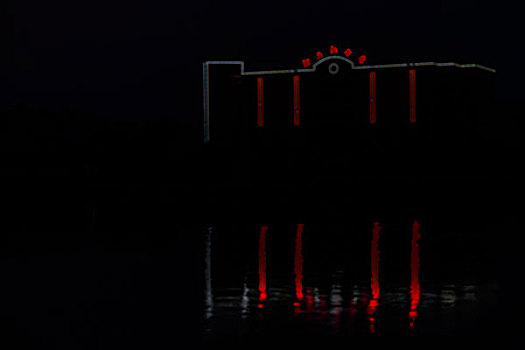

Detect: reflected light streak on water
[204,225,213,320]
[368,222,382,333]
[409,220,422,328]
[203,222,496,341]
[241,280,250,319]
[295,224,304,301]
[259,225,268,304]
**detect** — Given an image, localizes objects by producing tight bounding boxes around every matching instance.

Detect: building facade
[203,47,495,153]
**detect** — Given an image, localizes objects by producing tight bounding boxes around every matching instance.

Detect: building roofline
[203,59,496,75]
[202,59,495,143]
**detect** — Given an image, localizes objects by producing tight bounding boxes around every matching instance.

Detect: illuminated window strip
[293,75,300,126]
[409,70,416,123]
[257,77,264,127]
[369,72,377,124]
[203,60,495,143]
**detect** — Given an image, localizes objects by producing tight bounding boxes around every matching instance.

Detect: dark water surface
[0,215,521,349]
[202,219,521,349]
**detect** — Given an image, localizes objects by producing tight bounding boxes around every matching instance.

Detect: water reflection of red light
[295,224,304,301]
[371,222,381,300]
[259,225,268,302]
[369,222,382,333]
[409,220,421,328]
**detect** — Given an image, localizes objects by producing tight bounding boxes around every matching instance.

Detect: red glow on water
[257,77,264,126]
[293,302,301,307]
[295,224,304,301]
[257,303,264,309]
[359,55,366,64]
[409,70,416,123]
[344,48,352,57]
[368,222,381,333]
[368,298,379,334]
[316,51,324,60]
[302,58,311,68]
[409,220,421,327]
[371,222,381,300]
[369,72,377,124]
[293,75,300,126]
[259,225,268,302]
[330,45,338,54]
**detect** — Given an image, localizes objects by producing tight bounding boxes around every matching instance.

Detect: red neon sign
[295,224,304,301]
[293,75,300,126]
[369,72,377,124]
[344,48,352,57]
[257,77,264,127]
[302,58,311,68]
[316,51,324,60]
[330,45,338,54]
[359,55,367,64]
[409,70,416,123]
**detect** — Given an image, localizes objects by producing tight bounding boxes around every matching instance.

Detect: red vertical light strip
[293,75,300,126]
[369,72,377,124]
[257,77,264,127]
[259,225,268,302]
[295,224,304,301]
[409,70,416,123]
[409,220,421,327]
[368,222,382,333]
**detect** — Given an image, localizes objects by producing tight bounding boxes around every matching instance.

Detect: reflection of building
[203,47,495,151]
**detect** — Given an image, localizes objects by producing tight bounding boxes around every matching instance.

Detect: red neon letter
[316,51,324,60]
[409,70,416,123]
[293,75,300,126]
[330,45,338,54]
[295,224,304,301]
[359,55,367,64]
[344,48,352,57]
[409,220,421,327]
[259,225,268,302]
[257,77,264,127]
[302,58,311,68]
[369,72,377,124]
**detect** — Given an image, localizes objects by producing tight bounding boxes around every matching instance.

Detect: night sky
[5,0,523,125]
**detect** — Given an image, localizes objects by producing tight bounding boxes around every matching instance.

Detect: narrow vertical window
[369,72,377,124]
[257,77,264,126]
[409,70,416,123]
[293,75,300,126]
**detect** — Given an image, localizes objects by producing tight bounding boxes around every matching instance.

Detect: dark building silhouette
[203,48,495,154]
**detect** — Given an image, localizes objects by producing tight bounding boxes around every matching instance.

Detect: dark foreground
[0,106,523,349]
